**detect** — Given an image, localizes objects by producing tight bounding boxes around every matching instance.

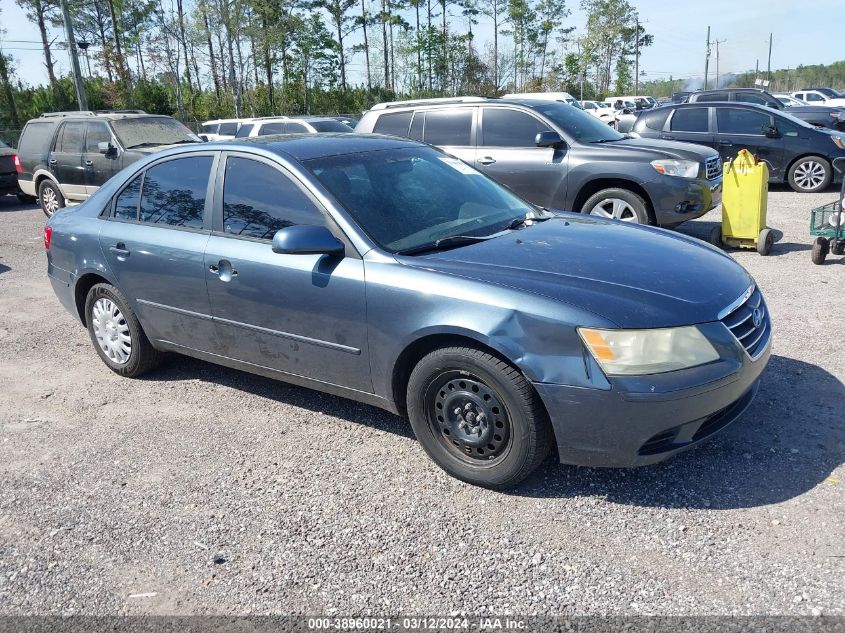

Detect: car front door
[714,107,784,178]
[50,121,87,199]
[98,153,218,350]
[203,152,371,392]
[663,106,715,149]
[474,106,567,208]
[83,121,119,194]
[419,107,477,165]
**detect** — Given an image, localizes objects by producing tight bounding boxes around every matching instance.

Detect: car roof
[36,111,165,122]
[368,96,573,111]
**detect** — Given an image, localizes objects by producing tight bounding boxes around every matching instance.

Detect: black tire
[757,228,774,256]
[84,283,163,377]
[708,225,722,247]
[581,187,651,224]
[406,346,552,489]
[16,192,36,204]
[38,179,65,217]
[811,237,829,265]
[787,156,832,193]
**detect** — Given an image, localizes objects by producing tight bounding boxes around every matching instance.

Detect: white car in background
[199,118,243,141]
[791,88,845,108]
[232,116,354,138]
[579,100,616,124]
[503,92,582,108]
[773,94,807,107]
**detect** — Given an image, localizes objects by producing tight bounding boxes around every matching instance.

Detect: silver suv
[355,97,723,227]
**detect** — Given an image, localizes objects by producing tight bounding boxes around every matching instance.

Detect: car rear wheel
[582,188,650,224]
[788,156,831,193]
[38,179,65,217]
[406,346,552,489]
[84,283,163,377]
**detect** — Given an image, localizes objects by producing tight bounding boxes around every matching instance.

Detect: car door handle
[477,157,496,165]
[84,160,94,166]
[49,159,57,165]
[210,259,238,281]
[660,135,675,140]
[109,243,130,257]
[718,140,733,146]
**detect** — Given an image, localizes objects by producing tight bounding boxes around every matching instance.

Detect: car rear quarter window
[309,120,353,133]
[222,156,324,240]
[286,122,310,133]
[218,122,238,135]
[85,122,112,153]
[57,122,85,153]
[695,92,729,103]
[201,123,219,134]
[373,112,413,137]
[138,156,212,228]
[481,108,551,147]
[670,108,709,133]
[258,122,285,135]
[716,108,771,135]
[17,121,56,158]
[114,174,142,220]
[423,109,473,146]
[235,123,254,138]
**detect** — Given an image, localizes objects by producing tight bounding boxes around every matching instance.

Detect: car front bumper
[534,328,770,468]
[646,174,722,228]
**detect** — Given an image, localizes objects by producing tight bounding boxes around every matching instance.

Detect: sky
[0,0,842,89]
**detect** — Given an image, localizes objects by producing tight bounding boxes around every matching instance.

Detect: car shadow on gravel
[141,356,414,439]
[513,355,845,510]
[0,262,10,275]
[0,197,35,212]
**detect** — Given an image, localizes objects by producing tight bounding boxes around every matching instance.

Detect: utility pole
[59,0,88,110]
[703,26,711,90]
[634,17,640,94]
[754,59,759,86]
[767,33,773,81]
[714,39,726,88]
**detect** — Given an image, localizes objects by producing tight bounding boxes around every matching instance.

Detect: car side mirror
[271,225,345,256]
[98,141,117,157]
[535,131,564,148]
[622,108,633,115]
[764,125,780,139]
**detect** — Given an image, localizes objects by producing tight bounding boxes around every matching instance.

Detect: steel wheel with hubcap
[788,157,831,193]
[407,346,552,488]
[91,297,132,364]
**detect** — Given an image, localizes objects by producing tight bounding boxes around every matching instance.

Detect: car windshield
[306,146,536,253]
[309,120,354,133]
[112,117,200,149]
[529,101,624,143]
[816,88,843,98]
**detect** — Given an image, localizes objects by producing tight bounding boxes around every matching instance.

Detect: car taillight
[13,154,22,174]
[44,226,52,250]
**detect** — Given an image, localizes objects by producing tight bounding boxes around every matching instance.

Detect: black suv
[632,102,845,193]
[16,110,201,216]
[355,97,723,227]
[687,88,845,132]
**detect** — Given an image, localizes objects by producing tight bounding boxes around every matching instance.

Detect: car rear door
[474,106,567,208]
[82,120,119,194]
[98,153,218,350]
[50,121,87,199]
[203,152,371,391]
[713,107,784,178]
[663,106,715,149]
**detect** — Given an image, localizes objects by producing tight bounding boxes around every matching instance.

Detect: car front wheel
[38,179,65,217]
[788,156,831,193]
[406,346,552,489]
[582,188,650,224]
[84,283,163,377]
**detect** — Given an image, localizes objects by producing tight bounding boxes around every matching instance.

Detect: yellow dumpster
[709,148,774,255]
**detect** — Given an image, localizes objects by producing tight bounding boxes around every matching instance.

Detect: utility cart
[809,157,845,265]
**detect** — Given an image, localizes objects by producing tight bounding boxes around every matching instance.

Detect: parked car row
[200,115,354,141]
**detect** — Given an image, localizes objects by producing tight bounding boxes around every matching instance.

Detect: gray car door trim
[136,298,213,321]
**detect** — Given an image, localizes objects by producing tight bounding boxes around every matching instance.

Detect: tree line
[1,0,652,136]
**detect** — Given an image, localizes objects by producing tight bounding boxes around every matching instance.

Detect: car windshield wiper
[125,142,165,148]
[590,138,622,143]
[503,209,556,231]
[396,234,492,256]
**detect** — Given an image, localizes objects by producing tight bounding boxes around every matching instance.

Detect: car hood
[402,215,752,329]
[604,137,718,161]
[784,105,844,115]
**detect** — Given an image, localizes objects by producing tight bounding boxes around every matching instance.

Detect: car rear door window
[85,122,112,152]
[373,112,413,137]
[258,122,285,135]
[18,121,56,157]
[235,123,254,138]
[218,122,238,135]
[423,109,473,146]
[58,122,85,153]
[736,93,769,106]
[202,123,219,134]
[670,108,709,132]
[481,108,550,147]
[716,108,771,135]
[138,156,212,228]
[695,92,729,102]
[286,122,309,133]
[114,173,143,220]
[222,156,324,240]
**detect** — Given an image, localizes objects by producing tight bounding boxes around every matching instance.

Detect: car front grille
[720,286,771,360]
[705,156,722,180]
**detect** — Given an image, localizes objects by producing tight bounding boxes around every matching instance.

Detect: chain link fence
[0,128,23,147]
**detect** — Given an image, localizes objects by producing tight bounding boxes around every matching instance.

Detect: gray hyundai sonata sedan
[45,134,771,488]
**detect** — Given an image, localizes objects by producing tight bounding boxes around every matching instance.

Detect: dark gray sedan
[45,135,771,488]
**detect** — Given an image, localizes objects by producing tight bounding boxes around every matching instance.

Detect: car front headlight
[578,326,719,376]
[832,135,845,149]
[651,159,700,178]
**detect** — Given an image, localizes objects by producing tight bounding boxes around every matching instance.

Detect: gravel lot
[0,186,843,617]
